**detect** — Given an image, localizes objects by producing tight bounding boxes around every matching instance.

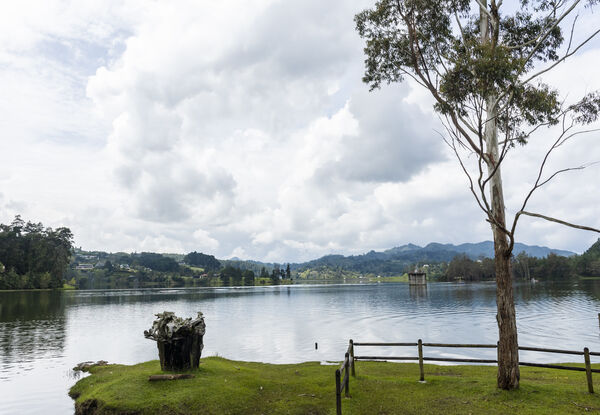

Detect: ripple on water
[2,281,600,414]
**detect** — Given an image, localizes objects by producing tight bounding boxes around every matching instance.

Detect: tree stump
[144,311,206,371]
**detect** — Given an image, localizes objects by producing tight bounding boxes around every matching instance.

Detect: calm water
[1,281,600,414]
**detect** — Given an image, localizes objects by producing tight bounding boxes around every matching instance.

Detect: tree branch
[520,0,582,72]
[454,12,469,49]
[436,126,490,216]
[520,211,600,233]
[475,0,493,19]
[396,2,483,156]
[536,164,591,188]
[521,27,600,86]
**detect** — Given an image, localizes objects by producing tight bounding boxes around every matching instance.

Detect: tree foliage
[571,238,600,277]
[0,216,73,289]
[134,252,180,272]
[445,254,496,281]
[356,0,600,137]
[184,251,221,271]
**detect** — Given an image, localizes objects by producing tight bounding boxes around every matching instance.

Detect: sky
[0,0,599,262]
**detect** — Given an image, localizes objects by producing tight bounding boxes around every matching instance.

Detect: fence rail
[334,339,598,414]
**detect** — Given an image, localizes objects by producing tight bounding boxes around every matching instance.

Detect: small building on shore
[408,269,427,285]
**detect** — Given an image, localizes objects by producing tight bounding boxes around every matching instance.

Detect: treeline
[443,255,496,281]
[184,251,221,270]
[261,263,292,285]
[295,251,448,276]
[69,247,293,289]
[443,239,600,281]
[0,216,73,289]
[69,250,216,289]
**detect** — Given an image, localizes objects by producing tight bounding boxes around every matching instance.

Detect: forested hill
[290,241,575,275]
[415,241,575,259]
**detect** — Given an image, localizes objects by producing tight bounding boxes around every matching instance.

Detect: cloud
[0,0,598,261]
[316,86,446,184]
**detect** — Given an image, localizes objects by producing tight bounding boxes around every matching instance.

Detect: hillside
[63,240,579,287]
[421,241,574,259]
[288,241,575,276]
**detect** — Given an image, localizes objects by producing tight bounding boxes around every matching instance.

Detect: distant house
[119,264,131,270]
[76,264,94,271]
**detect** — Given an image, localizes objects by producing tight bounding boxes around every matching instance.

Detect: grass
[69,357,600,414]
[366,273,409,283]
[70,357,334,415]
[347,361,600,414]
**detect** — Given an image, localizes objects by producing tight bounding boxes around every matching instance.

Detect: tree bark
[492,221,520,389]
[480,0,520,391]
[485,97,520,390]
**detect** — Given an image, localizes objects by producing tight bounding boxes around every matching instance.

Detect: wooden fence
[334,339,600,415]
[334,343,353,415]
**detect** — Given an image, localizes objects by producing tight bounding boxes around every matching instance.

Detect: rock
[73,360,108,372]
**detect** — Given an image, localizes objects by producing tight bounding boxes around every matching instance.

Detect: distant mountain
[383,243,421,255]
[420,241,575,259]
[219,241,575,276]
[290,241,575,276]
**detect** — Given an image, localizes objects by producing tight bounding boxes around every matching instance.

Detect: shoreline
[0,278,411,292]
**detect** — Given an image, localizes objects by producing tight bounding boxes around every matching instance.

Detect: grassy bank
[70,357,600,414]
[365,273,409,283]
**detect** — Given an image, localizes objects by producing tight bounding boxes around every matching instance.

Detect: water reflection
[0,289,66,322]
[0,291,67,380]
[409,285,427,299]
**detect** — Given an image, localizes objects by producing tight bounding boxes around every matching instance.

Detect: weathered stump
[156,333,203,371]
[144,311,206,371]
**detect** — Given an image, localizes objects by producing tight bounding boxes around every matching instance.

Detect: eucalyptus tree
[356,0,600,389]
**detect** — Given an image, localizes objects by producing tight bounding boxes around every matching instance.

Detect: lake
[1,281,600,414]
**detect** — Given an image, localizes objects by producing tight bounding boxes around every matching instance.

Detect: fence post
[345,352,350,397]
[335,369,342,415]
[496,341,499,367]
[418,339,425,382]
[584,347,594,394]
[350,339,356,377]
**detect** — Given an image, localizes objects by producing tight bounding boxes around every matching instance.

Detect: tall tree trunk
[485,95,520,390]
[492,214,520,390]
[480,0,520,391]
